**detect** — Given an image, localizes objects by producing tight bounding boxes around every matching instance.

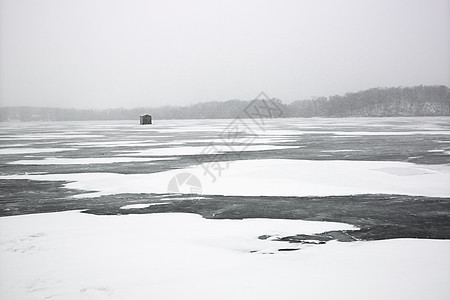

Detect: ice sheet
[321,149,362,152]
[119,145,300,156]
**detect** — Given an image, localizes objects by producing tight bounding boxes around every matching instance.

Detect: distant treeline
[1,85,449,122]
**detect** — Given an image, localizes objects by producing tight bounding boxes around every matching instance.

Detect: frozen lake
[1,117,450,299]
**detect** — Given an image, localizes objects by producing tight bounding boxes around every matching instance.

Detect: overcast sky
[0,0,448,109]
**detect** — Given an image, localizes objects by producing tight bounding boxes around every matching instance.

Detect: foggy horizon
[0,84,448,111]
[1,0,449,109]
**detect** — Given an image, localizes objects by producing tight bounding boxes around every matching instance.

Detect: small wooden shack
[140,114,152,125]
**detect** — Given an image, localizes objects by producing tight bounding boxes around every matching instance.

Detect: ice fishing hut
[140,114,152,125]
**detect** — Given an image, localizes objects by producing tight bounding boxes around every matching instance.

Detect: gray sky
[0,0,448,109]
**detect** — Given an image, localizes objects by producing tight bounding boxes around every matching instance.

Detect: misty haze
[0,1,449,300]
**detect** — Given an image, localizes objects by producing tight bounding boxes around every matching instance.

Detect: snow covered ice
[1,117,450,300]
[0,211,449,300]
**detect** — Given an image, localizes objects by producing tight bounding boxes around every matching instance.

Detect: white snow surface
[120,203,168,209]
[2,159,449,197]
[8,157,176,165]
[65,140,182,147]
[0,211,448,300]
[0,134,104,140]
[259,130,450,136]
[0,147,77,155]
[0,143,30,147]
